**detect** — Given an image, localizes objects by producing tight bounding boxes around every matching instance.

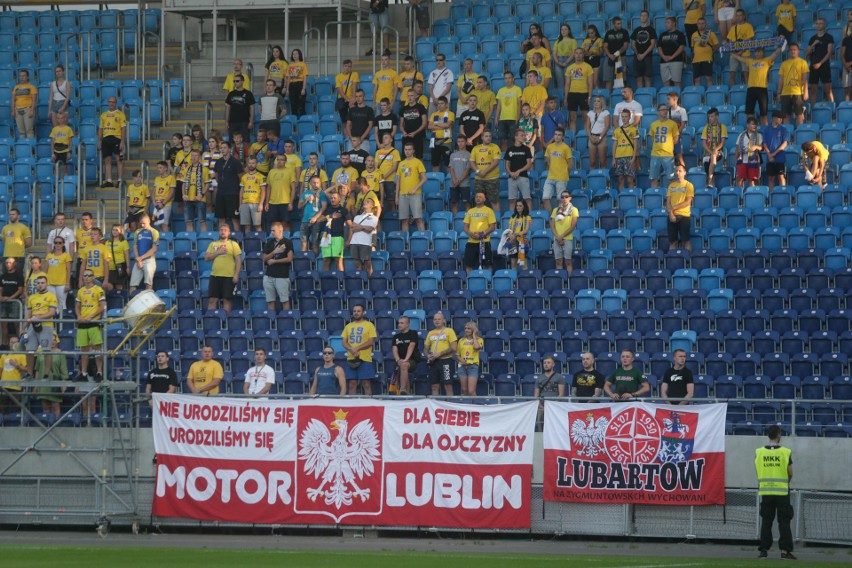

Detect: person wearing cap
[730,43,782,125]
[701,107,728,188]
[762,110,790,190]
[550,191,579,274]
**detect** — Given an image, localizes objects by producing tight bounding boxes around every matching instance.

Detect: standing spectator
[455,58,479,115]
[586,96,611,170]
[258,79,286,137]
[392,316,420,395]
[581,26,604,90]
[649,104,679,188]
[543,128,574,212]
[564,48,594,133]
[45,236,72,312]
[427,53,454,116]
[224,74,255,142]
[658,17,688,88]
[495,71,522,151]
[521,70,547,120]
[49,112,74,175]
[727,9,755,87]
[2,208,32,272]
[801,140,830,188]
[187,345,224,395]
[331,154,358,197]
[35,332,69,419]
[248,129,268,175]
[701,107,728,187]
[448,135,471,214]
[473,76,496,126]
[683,0,706,44]
[222,59,251,94]
[604,349,650,401]
[346,137,371,175]
[346,89,375,144]
[23,276,57,379]
[400,88,428,159]
[74,212,96,280]
[735,118,764,188]
[842,26,852,102]
[613,86,643,127]
[78,228,111,290]
[182,149,211,232]
[48,64,71,126]
[806,19,835,103]
[300,152,328,195]
[152,161,176,233]
[533,355,566,398]
[553,24,578,92]
[775,0,796,43]
[529,53,552,90]
[731,44,782,125]
[612,108,640,190]
[266,154,298,232]
[425,311,457,396]
[367,0,390,56]
[691,18,719,87]
[12,69,37,138]
[373,98,398,146]
[522,23,553,53]
[762,110,790,189]
[299,174,328,254]
[0,258,23,347]
[342,304,378,395]
[550,191,579,274]
[172,134,193,212]
[264,45,288,94]
[458,94,485,150]
[667,91,688,167]
[666,164,694,252]
[715,0,738,47]
[106,225,129,291]
[145,352,178,406]
[603,17,631,91]
[463,190,497,274]
[98,97,126,187]
[572,352,605,399]
[524,33,552,71]
[777,43,809,126]
[45,212,75,257]
[409,0,430,39]
[288,49,309,117]
[212,140,244,230]
[540,97,565,148]
[204,223,242,315]
[24,257,47,300]
[335,60,359,122]
[360,159,383,218]
[310,346,347,396]
[631,11,657,89]
[75,270,106,388]
[470,131,502,214]
[125,169,149,232]
[238,156,267,232]
[517,103,539,153]
[190,124,207,152]
[661,349,695,405]
[506,201,531,270]
[456,321,483,397]
[375,133,400,211]
[319,191,350,272]
[244,348,276,397]
[397,56,424,110]
[262,222,294,310]
[504,129,534,213]
[129,215,159,294]
[395,142,426,233]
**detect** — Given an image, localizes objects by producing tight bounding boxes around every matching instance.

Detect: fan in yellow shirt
[666,164,695,251]
[49,112,74,169]
[187,346,224,395]
[125,170,149,231]
[372,55,399,110]
[424,311,458,396]
[455,322,484,396]
[239,157,267,232]
[521,70,547,118]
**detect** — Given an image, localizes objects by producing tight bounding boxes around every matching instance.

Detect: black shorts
[746,87,768,117]
[633,55,653,78]
[765,162,786,176]
[808,63,832,85]
[667,215,691,245]
[431,143,451,168]
[382,182,396,205]
[464,241,493,269]
[174,180,184,203]
[267,203,289,225]
[587,56,601,69]
[429,358,455,385]
[102,136,122,159]
[780,94,804,117]
[208,275,235,300]
[566,92,590,112]
[54,152,69,164]
[450,184,469,205]
[692,61,713,78]
[215,193,239,219]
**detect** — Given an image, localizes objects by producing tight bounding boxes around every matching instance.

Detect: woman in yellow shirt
[553,24,578,92]
[456,321,484,397]
[288,48,309,117]
[107,224,130,289]
[46,237,72,312]
[264,45,288,93]
[581,25,604,90]
[24,256,48,299]
[507,200,532,269]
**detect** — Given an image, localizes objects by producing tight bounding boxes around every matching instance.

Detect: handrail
[140,160,150,189]
[186,61,192,104]
[266,44,273,61]
[79,141,87,207]
[116,179,126,227]
[204,102,213,140]
[96,198,107,232]
[54,160,62,216]
[245,62,254,92]
[303,27,320,63]
[32,180,42,238]
[323,20,372,76]
[162,65,172,123]
[140,31,163,83]
[162,141,171,162]
[372,26,401,75]
[121,103,131,161]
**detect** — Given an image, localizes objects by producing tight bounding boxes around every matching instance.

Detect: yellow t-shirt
[342,320,377,362]
[456,72,479,101]
[375,147,401,181]
[362,169,382,194]
[332,166,359,188]
[284,153,303,176]
[153,174,176,205]
[46,252,72,286]
[565,62,594,94]
[691,31,719,64]
[299,166,328,192]
[373,68,399,103]
[108,239,130,266]
[803,141,830,163]
[77,285,105,321]
[267,167,296,205]
[240,171,266,204]
[182,164,210,201]
[701,123,729,156]
[464,205,497,243]
[249,142,271,174]
[26,271,48,296]
[50,125,74,153]
[779,57,809,96]
[85,244,111,279]
[746,57,773,89]
[474,89,496,115]
[581,37,603,58]
[396,158,426,195]
[28,290,58,327]
[521,85,548,114]
[456,337,483,365]
[266,59,288,82]
[425,327,458,360]
[727,23,755,57]
[99,110,126,138]
[174,149,192,179]
[75,227,96,257]
[187,359,224,395]
[496,86,523,121]
[127,183,148,209]
[776,4,796,32]
[2,222,32,258]
[398,70,424,102]
[551,205,580,241]
[545,142,573,182]
[684,0,706,24]
[13,82,37,108]
[335,71,360,100]
[471,144,502,180]
[355,189,380,213]
[207,239,242,278]
[0,353,27,390]
[529,65,552,84]
[667,180,695,217]
[288,61,308,83]
[650,119,679,157]
[525,47,552,68]
[223,73,251,92]
[429,110,455,142]
[613,124,639,159]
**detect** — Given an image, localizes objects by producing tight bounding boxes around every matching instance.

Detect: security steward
[754,425,796,560]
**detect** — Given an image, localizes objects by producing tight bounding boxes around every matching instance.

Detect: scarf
[185,164,205,200]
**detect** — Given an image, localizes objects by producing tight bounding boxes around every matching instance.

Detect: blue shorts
[457,363,480,379]
[186,200,206,225]
[649,156,674,182]
[344,360,376,381]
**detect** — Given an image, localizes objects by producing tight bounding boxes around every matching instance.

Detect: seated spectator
[187,345,223,395]
[604,350,650,401]
[310,345,346,396]
[800,140,830,188]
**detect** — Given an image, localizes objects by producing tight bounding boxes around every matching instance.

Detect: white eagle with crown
[570,413,609,458]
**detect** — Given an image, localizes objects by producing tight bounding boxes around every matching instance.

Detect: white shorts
[263,275,290,303]
[398,194,423,220]
[154,203,173,228]
[718,7,736,21]
[130,257,156,287]
[48,285,67,313]
[508,177,531,200]
[844,68,852,89]
[240,202,262,226]
[542,179,567,199]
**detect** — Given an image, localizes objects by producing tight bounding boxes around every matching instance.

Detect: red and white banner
[543,402,727,505]
[152,395,537,527]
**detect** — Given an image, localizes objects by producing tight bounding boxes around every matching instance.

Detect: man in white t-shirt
[348,196,379,275]
[427,54,454,116]
[613,86,643,127]
[243,348,276,397]
[46,212,75,256]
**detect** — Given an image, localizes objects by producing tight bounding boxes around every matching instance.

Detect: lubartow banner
[152,395,538,528]
[543,401,727,505]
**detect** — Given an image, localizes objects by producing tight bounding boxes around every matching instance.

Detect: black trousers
[759,493,794,552]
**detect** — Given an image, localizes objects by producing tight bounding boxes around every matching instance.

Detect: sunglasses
[84,273,94,277]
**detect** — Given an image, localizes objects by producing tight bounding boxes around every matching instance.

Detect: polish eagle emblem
[570,413,609,458]
[298,409,381,509]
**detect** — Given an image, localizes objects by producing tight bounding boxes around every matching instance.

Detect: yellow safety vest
[754,446,792,496]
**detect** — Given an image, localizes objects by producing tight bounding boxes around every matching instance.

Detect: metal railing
[78,142,87,207]
[96,198,107,231]
[32,180,43,237]
[204,102,213,141]
[324,19,373,76]
[121,103,131,161]
[138,31,163,83]
[372,26,401,74]
[303,28,320,64]
[162,141,171,162]
[245,62,254,91]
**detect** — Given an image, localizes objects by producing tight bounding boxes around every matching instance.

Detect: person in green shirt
[604,349,650,400]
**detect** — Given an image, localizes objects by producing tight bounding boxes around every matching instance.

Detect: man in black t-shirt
[0,257,24,347]
[224,75,256,142]
[346,88,375,143]
[262,221,294,310]
[392,315,421,395]
[346,137,371,175]
[212,140,244,230]
[146,351,179,406]
[843,33,852,102]
[320,191,350,272]
[458,95,486,150]
[603,17,631,90]
[657,17,687,87]
[631,10,656,88]
[571,352,605,399]
[504,129,533,212]
[373,98,398,146]
[806,18,835,103]
[661,349,695,404]
[400,88,428,159]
